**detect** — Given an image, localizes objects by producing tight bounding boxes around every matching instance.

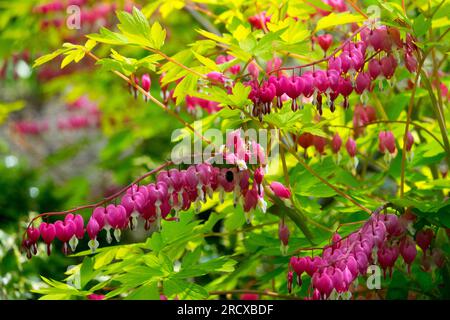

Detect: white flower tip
[236,159,247,171]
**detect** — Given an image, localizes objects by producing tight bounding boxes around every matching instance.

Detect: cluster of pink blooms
[59,96,101,130]
[34,1,133,30]
[159,72,224,114]
[22,131,295,257]
[353,104,377,137]
[33,0,86,14]
[13,96,100,135]
[129,73,152,101]
[288,210,444,300]
[295,128,414,164]
[14,120,49,135]
[315,34,334,53]
[185,96,221,114]
[245,25,416,120]
[295,132,357,160]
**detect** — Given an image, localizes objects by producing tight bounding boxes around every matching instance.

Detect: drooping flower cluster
[22,130,279,257]
[33,0,87,14]
[246,25,417,120]
[34,1,134,31]
[13,96,101,136]
[295,132,356,161]
[378,130,414,163]
[353,104,377,137]
[288,211,443,300]
[185,96,221,114]
[14,120,49,135]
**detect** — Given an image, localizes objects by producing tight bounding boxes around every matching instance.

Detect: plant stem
[203,221,278,237]
[399,54,425,197]
[23,161,172,239]
[280,142,372,214]
[146,47,206,79]
[420,73,450,163]
[347,0,369,18]
[279,131,291,187]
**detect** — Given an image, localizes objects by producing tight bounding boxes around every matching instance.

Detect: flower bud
[270,181,291,199]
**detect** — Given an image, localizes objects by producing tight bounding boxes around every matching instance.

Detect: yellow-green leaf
[192,51,219,71]
[84,39,97,51]
[232,24,251,42]
[281,20,310,44]
[196,29,230,45]
[316,12,365,31]
[33,48,65,68]
[150,21,166,49]
[61,52,76,69]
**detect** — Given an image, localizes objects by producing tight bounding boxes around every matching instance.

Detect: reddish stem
[22,161,172,241]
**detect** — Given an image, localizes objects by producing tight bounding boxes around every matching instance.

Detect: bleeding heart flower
[39,223,56,255]
[65,214,84,239]
[279,221,290,247]
[270,181,291,199]
[55,220,76,255]
[92,207,106,229]
[346,138,357,157]
[400,236,417,273]
[355,72,371,94]
[416,229,434,255]
[87,217,100,240]
[27,227,40,244]
[206,71,226,84]
[312,272,334,299]
[331,133,342,154]
[87,294,105,300]
[406,131,414,151]
[368,59,382,80]
[141,73,151,92]
[297,132,314,150]
[317,34,333,52]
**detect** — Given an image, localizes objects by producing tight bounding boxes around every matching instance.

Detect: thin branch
[203,221,278,237]
[146,47,206,79]
[400,54,425,197]
[331,120,446,151]
[23,161,172,239]
[346,1,368,18]
[281,142,372,214]
[85,51,213,146]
